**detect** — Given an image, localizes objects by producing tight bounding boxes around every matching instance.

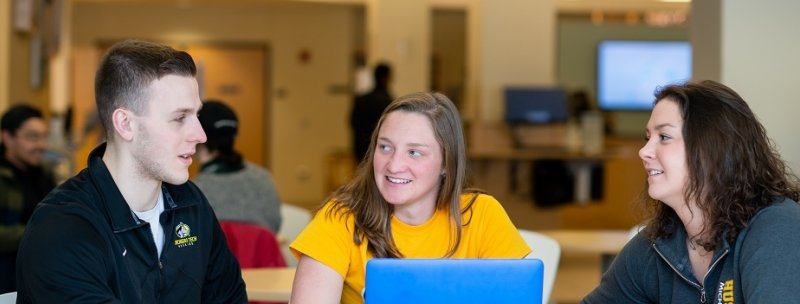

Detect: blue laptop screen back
[365,258,544,304]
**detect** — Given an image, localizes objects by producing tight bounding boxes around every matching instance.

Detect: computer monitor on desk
[504,87,569,149]
[504,87,568,125]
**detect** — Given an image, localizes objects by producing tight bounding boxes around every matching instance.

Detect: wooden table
[241,267,296,302]
[238,231,630,302]
[541,229,630,272]
[540,229,630,255]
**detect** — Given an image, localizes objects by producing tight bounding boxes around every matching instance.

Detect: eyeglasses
[17,132,48,142]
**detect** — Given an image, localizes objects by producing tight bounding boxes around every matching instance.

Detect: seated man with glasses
[0,104,56,293]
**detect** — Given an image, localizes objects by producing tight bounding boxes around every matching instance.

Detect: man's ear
[111,109,135,141]
[0,130,14,147]
[0,130,12,145]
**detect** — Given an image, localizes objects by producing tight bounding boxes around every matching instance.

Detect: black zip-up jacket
[16,143,247,303]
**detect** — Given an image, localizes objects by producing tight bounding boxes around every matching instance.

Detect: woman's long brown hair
[642,80,800,251]
[323,92,479,258]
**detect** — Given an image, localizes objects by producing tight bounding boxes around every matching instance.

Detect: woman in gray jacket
[583,80,800,303]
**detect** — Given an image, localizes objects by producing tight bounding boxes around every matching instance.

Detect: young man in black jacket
[15,40,247,303]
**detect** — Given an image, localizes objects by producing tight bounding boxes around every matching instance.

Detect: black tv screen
[597,40,692,111]
[504,87,568,124]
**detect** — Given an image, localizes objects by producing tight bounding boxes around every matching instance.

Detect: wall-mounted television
[597,40,692,111]
[504,87,568,124]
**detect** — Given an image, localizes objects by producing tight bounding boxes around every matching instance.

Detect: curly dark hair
[643,80,800,251]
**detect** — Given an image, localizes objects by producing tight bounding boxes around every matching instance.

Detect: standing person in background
[15,39,246,303]
[350,62,393,164]
[0,104,56,293]
[352,50,372,96]
[291,92,530,304]
[194,100,282,233]
[582,80,800,303]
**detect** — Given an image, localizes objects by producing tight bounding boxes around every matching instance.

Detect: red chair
[219,221,287,304]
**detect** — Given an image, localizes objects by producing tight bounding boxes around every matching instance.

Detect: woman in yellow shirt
[290,92,531,304]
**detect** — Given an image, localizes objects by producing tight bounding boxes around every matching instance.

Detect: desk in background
[470,147,615,209]
[542,229,629,270]
[242,267,295,302]
[467,136,644,230]
[540,229,630,255]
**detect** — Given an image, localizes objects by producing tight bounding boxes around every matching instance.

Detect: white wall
[719,0,800,172]
[72,2,356,205]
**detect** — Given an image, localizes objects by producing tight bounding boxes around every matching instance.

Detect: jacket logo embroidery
[174,222,198,247]
[717,279,734,304]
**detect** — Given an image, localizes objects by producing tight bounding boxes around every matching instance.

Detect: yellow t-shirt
[290,193,531,304]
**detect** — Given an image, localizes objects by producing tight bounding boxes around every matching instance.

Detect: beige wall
[432,9,466,107]
[718,0,800,173]
[9,0,694,206]
[366,0,430,95]
[470,0,556,123]
[72,2,357,206]
[2,0,66,115]
[49,0,72,115]
[5,7,49,115]
[0,0,9,111]
[691,0,800,173]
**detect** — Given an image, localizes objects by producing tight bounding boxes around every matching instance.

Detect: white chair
[519,229,561,304]
[278,203,312,267]
[0,291,16,304]
[628,224,646,241]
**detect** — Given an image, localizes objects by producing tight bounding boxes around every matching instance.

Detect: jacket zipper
[701,249,728,302]
[700,288,706,303]
[653,244,729,304]
[144,221,165,301]
[157,210,171,302]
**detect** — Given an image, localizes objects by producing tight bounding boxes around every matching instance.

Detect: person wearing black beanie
[194,100,283,233]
